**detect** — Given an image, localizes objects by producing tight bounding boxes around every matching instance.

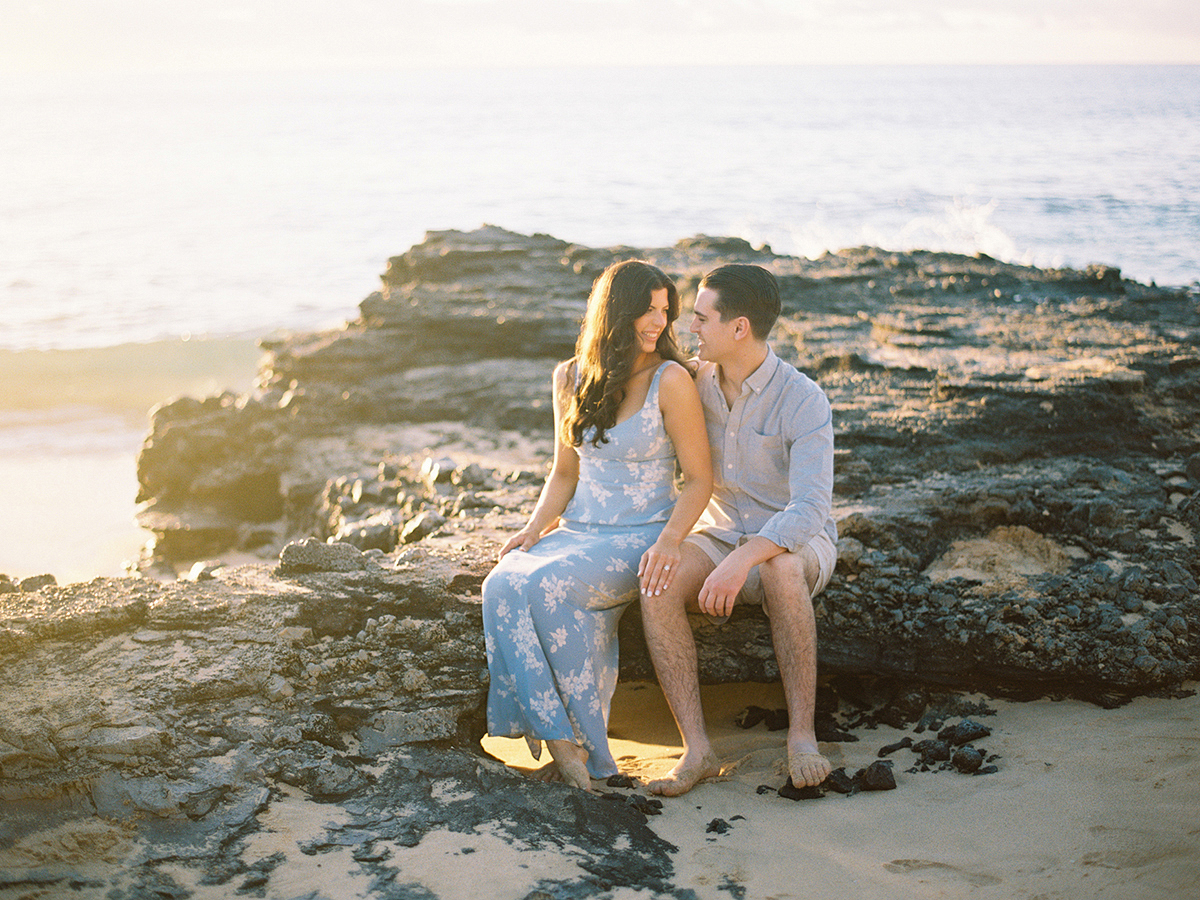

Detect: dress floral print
[482,362,679,778]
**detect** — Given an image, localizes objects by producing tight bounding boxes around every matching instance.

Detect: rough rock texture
[0,553,685,898]
[133,225,1200,699]
[3,226,1199,895]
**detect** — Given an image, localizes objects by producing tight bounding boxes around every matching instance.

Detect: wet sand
[0,418,145,582]
[0,338,260,582]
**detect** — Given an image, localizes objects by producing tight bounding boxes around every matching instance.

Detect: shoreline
[0,336,263,583]
[0,336,265,415]
[0,415,144,583]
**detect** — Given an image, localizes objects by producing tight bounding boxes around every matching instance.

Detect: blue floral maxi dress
[482,361,678,779]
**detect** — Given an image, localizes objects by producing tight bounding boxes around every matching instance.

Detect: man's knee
[759,549,820,609]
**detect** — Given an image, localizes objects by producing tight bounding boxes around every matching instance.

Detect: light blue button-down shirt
[693,346,837,552]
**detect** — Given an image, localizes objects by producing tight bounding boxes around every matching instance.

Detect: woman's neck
[630,351,663,377]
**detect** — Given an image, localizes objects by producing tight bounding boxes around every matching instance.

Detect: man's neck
[716,342,770,405]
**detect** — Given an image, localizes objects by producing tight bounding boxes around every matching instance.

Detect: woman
[482,259,712,791]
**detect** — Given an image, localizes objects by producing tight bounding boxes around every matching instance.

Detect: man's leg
[640,542,721,796]
[759,547,832,787]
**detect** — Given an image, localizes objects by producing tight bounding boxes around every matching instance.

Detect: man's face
[689,287,738,362]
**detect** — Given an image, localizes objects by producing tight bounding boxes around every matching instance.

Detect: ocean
[2,64,1198,582]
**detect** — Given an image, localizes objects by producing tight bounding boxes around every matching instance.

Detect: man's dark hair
[699,264,780,340]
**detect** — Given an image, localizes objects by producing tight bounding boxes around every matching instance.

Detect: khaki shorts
[684,528,836,618]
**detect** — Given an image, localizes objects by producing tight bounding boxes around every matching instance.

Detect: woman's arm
[497,360,581,558]
[638,362,713,595]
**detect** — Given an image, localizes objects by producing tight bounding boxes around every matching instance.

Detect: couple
[482,258,838,796]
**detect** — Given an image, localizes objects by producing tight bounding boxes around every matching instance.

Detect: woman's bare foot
[788,740,831,787]
[647,750,720,797]
[528,761,564,783]
[545,739,592,791]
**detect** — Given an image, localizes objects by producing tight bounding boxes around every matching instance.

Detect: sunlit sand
[487,680,1200,899]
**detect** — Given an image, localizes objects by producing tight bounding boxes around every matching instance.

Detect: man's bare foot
[648,750,720,797]
[546,739,592,791]
[788,742,832,788]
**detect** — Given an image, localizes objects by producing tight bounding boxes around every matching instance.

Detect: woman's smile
[633,287,670,353]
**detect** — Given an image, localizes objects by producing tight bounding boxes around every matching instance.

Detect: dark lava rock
[734,705,770,728]
[939,719,993,746]
[913,739,952,763]
[300,712,347,751]
[707,817,732,833]
[763,708,790,731]
[856,760,898,791]
[952,747,985,773]
[876,688,929,729]
[1186,452,1200,484]
[816,719,859,742]
[778,778,824,801]
[822,767,856,794]
[879,737,914,757]
[627,794,663,816]
[914,712,945,734]
[600,792,663,816]
[733,704,788,731]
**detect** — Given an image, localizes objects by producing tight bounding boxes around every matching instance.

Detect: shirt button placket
[727,403,740,527]
[725,405,736,473]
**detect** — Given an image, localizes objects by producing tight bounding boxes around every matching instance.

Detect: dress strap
[647,360,674,408]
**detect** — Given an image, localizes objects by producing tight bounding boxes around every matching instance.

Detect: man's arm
[696,535,784,618]
[696,382,834,618]
[757,386,834,553]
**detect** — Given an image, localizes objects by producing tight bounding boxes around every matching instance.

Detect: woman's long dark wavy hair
[562,259,688,448]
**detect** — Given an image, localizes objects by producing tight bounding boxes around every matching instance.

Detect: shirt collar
[695,357,719,389]
[743,345,779,395]
[695,347,779,396]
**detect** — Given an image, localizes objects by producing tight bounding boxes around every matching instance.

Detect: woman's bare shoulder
[662,357,702,377]
[659,360,701,396]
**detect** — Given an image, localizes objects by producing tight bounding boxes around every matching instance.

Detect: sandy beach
[478,681,1200,900]
[3,681,1195,899]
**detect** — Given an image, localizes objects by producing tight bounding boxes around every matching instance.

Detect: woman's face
[632,288,671,355]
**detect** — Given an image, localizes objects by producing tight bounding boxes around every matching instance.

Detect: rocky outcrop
[131,225,1200,698]
[0,553,681,897]
[3,225,1199,896]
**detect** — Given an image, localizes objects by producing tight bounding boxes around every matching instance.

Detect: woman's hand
[638,535,682,597]
[498,525,541,559]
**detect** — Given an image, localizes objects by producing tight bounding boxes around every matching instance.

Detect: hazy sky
[3,0,1199,72]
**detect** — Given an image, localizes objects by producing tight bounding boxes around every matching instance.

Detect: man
[640,263,838,796]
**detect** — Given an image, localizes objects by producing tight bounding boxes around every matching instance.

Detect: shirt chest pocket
[739,429,789,495]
